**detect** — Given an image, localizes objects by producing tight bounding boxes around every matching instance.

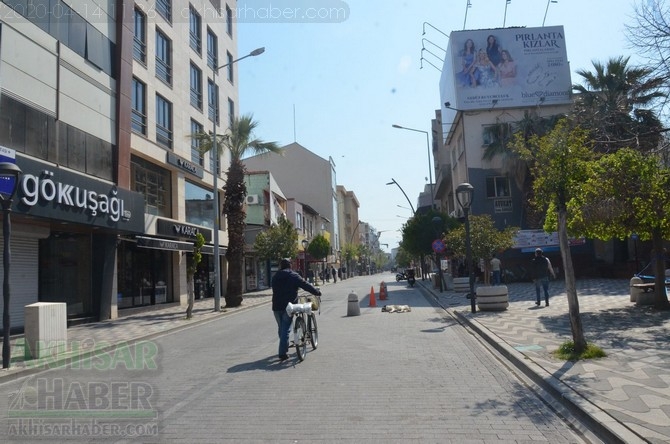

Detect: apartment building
[243,142,341,263]
[0,0,238,331]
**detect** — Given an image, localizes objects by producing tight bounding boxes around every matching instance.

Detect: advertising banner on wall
[444,26,572,111]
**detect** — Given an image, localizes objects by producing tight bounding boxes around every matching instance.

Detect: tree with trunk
[400,209,456,277]
[444,214,518,285]
[192,114,280,308]
[306,234,330,281]
[186,233,205,319]
[572,56,665,154]
[570,148,670,309]
[513,119,595,353]
[253,217,299,263]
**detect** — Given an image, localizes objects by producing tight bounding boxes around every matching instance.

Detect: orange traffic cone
[379,282,387,300]
[369,286,377,307]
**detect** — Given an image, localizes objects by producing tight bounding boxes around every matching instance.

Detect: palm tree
[193,114,280,307]
[572,56,665,153]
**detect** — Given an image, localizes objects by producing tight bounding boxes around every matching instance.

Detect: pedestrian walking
[271,258,321,361]
[531,248,555,306]
[490,253,502,286]
[331,266,337,283]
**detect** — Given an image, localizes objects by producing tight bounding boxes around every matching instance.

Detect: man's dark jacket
[271,269,321,311]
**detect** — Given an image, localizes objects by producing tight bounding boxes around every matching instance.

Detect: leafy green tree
[306,234,330,281]
[514,119,594,353]
[186,233,205,319]
[341,243,358,277]
[572,56,665,153]
[400,209,456,277]
[192,114,281,309]
[253,217,298,262]
[444,214,518,285]
[571,148,670,308]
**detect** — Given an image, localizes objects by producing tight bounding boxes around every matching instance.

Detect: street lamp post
[0,162,22,369]
[210,47,264,312]
[302,239,309,281]
[386,178,416,215]
[392,124,434,207]
[456,183,476,313]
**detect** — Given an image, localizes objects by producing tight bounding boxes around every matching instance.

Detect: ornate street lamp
[210,47,264,312]
[0,162,22,368]
[301,239,309,281]
[456,182,476,313]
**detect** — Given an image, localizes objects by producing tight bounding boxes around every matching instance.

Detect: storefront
[3,155,145,331]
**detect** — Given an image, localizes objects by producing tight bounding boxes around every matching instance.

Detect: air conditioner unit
[246,194,259,205]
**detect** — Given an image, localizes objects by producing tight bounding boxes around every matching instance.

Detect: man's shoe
[278,354,289,361]
[545,302,549,307]
[535,302,540,306]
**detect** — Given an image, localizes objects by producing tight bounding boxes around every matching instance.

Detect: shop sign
[494,198,513,213]
[166,152,203,178]
[156,218,212,242]
[14,157,145,233]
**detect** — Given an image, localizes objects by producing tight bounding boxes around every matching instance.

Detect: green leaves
[253,217,299,262]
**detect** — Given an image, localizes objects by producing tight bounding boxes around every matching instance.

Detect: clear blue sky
[236,0,640,251]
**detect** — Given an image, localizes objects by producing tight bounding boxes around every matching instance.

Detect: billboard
[442,26,572,111]
[0,145,17,198]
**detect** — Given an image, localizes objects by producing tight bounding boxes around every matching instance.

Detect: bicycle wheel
[294,316,307,361]
[308,313,318,350]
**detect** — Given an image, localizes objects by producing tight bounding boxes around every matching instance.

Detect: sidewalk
[419,277,670,444]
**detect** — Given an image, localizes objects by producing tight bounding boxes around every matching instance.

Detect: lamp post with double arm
[210,47,264,312]
[392,124,434,207]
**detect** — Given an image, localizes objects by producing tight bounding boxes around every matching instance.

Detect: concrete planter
[453,277,470,293]
[476,285,509,311]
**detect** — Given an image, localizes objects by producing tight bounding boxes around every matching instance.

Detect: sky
[235,0,643,251]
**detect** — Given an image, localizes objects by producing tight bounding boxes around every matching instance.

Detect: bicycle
[287,291,321,361]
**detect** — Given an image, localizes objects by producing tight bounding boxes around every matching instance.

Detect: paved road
[0,275,591,443]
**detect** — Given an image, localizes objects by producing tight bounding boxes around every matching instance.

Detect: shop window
[185,180,215,228]
[482,123,511,147]
[486,176,511,198]
[131,156,172,217]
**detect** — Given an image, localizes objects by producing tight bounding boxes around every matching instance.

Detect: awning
[201,245,227,255]
[136,236,194,252]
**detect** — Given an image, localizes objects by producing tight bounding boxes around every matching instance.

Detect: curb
[417,280,647,444]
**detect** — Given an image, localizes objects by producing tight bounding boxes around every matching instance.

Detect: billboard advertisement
[444,26,572,111]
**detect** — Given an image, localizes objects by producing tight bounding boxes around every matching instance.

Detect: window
[156,94,173,148]
[156,0,172,22]
[482,123,511,147]
[185,181,215,228]
[155,29,172,84]
[190,63,203,109]
[132,156,172,217]
[226,51,233,82]
[486,176,511,198]
[207,29,218,69]
[131,78,147,135]
[190,120,204,166]
[226,5,233,36]
[133,8,146,63]
[228,98,235,127]
[189,5,201,54]
[208,79,219,123]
